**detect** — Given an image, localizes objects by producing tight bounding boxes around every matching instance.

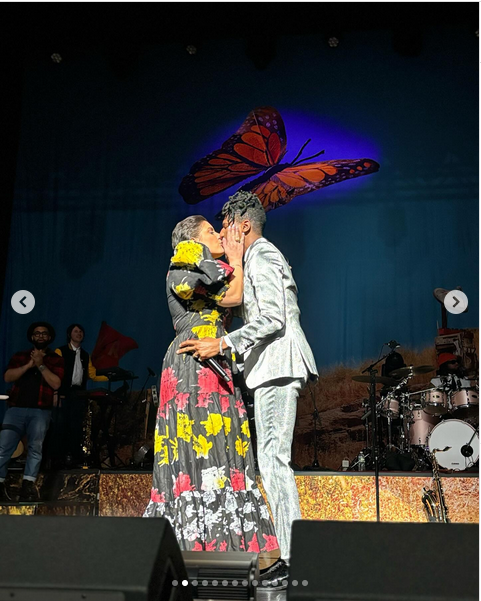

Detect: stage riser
[1,473,477,522]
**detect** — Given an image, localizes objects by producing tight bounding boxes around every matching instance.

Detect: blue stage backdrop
[0,27,478,406]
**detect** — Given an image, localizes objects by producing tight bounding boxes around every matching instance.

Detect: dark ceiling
[2,2,479,56]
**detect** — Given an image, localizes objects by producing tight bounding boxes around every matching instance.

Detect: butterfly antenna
[291,139,311,164]
[252,109,271,165]
[294,149,325,165]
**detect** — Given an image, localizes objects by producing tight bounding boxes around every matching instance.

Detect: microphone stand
[361,346,399,522]
[303,383,330,470]
[129,370,156,466]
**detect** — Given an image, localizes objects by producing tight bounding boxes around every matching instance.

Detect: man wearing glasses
[0,322,64,502]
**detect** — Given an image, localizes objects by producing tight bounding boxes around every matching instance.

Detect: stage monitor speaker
[182,550,257,601]
[289,520,478,601]
[0,516,192,601]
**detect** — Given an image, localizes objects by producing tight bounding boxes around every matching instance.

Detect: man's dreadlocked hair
[220,190,266,234]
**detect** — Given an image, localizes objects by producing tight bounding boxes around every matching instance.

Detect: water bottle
[358,451,366,472]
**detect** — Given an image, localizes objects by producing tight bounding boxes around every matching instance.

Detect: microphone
[386,340,401,350]
[147,367,156,377]
[205,358,231,384]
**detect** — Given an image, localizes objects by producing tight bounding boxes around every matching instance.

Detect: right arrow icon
[452,296,460,308]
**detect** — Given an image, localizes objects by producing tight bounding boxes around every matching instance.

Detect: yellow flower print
[190,299,206,312]
[192,325,217,339]
[240,420,251,438]
[175,282,194,300]
[235,436,250,458]
[177,413,194,442]
[223,416,231,436]
[200,309,220,325]
[201,413,224,436]
[171,241,204,267]
[193,434,213,459]
[155,425,169,466]
[169,437,179,462]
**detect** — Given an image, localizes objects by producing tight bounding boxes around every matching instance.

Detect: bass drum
[428,419,479,471]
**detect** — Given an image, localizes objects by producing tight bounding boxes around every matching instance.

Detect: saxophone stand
[129,368,156,467]
[361,347,400,522]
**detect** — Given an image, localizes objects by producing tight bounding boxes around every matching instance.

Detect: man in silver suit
[179,191,318,587]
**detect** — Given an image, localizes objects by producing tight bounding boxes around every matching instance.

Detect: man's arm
[4,359,34,383]
[31,350,62,390]
[227,246,286,356]
[88,358,108,382]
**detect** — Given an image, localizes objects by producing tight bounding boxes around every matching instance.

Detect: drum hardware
[352,375,397,386]
[389,365,436,379]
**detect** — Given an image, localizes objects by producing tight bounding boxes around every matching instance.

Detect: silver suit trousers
[254,378,303,561]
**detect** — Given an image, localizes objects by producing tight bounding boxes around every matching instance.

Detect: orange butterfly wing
[179,107,287,204]
[249,159,380,211]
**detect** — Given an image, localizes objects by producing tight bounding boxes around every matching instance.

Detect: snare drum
[450,389,479,418]
[428,419,479,471]
[409,408,440,447]
[421,389,449,415]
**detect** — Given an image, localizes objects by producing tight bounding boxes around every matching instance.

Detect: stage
[0,471,477,523]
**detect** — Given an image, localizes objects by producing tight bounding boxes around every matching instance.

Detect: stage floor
[0,470,478,523]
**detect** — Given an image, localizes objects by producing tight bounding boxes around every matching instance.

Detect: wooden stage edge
[0,470,478,523]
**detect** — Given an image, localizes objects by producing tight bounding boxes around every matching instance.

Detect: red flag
[91,322,138,369]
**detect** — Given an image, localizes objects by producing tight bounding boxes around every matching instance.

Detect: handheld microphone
[205,358,231,384]
[386,340,401,350]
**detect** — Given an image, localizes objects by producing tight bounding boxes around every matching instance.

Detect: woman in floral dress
[144,215,279,555]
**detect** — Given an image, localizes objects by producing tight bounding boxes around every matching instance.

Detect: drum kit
[353,365,479,471]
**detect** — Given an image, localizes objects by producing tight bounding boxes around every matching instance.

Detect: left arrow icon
[11,290,35,314]
[19,296,27,307]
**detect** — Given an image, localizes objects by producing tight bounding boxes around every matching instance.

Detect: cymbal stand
[362,347,400,522]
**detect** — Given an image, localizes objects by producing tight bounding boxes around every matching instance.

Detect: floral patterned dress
[143,240,279,554]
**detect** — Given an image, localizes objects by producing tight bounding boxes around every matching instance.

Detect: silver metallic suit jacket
[227,237,318,390]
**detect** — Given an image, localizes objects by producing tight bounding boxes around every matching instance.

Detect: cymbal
[352,375,398,386]
[390,365,436,378]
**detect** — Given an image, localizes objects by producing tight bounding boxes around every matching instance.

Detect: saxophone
[422,449,450,523]
[81,399,93,467]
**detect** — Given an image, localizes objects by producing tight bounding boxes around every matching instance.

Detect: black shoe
[0,482,11,502]
[19,480,39,502]
[259,559,289,590]
[260,557,284,575]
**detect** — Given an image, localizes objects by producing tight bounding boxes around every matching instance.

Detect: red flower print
[220,396,230,414]
[205,539,217,551]
[262,534,279,552]
[150,488,166,503]
[198,366,221,394]
[175,392,190,411]
[192,541,203,551]
[247,533,260,553]
[173,472,195,498]
[195,285,207,296]
[160,367,178,402]
[196,393,213,408]
[235,400,247,417]
[217,260,234,277]
[230,468,245,492]
[219,541,227,552]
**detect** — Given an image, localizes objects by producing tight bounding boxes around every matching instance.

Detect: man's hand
[177,338,221,361]
[25,357,35,369]
[31,349,46,367]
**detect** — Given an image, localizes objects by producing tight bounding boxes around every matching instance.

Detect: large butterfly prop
[179,106,379,211]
